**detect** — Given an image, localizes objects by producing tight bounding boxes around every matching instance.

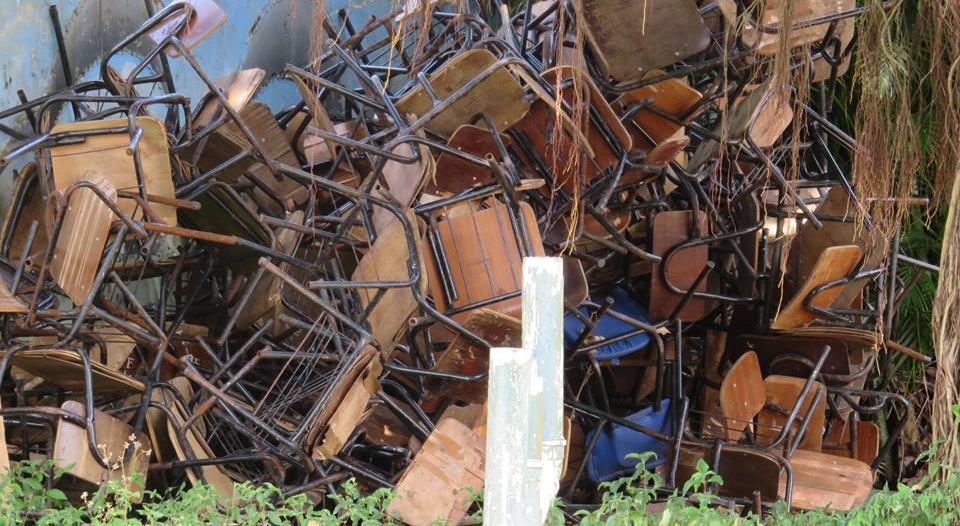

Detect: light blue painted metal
[0,0,390,216]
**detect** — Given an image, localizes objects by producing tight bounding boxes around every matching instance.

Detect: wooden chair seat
[0,279,26,313]
[147,0,227,57]
[428,309,522,403]
[614,79,702,183]
[823,419,880,465]
[781,449,873,511]
[48,117,178,226]
[54,400,149,496]
[511,66,631,194]
[387,418,484,526]
[572,0,710,83]
[396,49,530,136]
[422,200,545,323]
[650,210,710,322]
[370,143,434,236]
[736,0,852,56]
[430,125,517,193]
[9,348,144,394]
[771,244,863,330]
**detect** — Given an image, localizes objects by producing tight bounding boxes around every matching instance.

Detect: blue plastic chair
[563,286,652,363]
[585,399,673,484]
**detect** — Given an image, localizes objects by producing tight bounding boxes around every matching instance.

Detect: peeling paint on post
[522,257,565,523]
[483,346,535,526]
[483,258,565,526]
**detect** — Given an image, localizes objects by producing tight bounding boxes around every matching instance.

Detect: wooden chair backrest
[422,200,545,323]
[771,244,862,330]
[396,49,530,136]
[719,351,765,441]
[649,210,709,322]
[50,174,116,305]
[49,117,178,225]
[759,375,826,452]
[572,0,710,83]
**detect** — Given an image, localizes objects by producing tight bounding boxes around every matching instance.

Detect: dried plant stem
[932,168,960,476]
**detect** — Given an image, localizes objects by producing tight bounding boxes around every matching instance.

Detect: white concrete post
[483,257,565,526]
[522,257,566,523]
[483,346,536,526]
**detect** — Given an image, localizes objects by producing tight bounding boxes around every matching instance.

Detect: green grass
[2,447,958,525]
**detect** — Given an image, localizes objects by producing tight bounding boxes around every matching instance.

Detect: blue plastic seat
[585,400,673,484]
[563,286,652,363]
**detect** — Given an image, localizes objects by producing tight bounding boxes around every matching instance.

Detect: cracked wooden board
[311,346,382,459]
[48,117,178,226]
[49,173,116,306]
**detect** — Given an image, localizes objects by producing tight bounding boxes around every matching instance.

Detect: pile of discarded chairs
[0,0,937,520]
